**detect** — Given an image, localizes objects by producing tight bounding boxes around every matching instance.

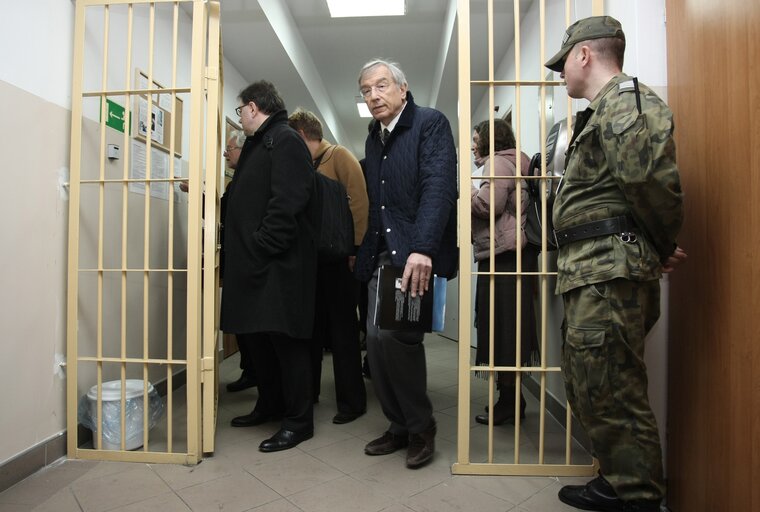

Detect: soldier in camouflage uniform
[544,16,687,512]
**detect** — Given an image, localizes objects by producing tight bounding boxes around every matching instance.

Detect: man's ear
[578,45,592,67]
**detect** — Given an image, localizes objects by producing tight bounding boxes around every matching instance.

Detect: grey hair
[358,58,408,89]
[228,129,246,148]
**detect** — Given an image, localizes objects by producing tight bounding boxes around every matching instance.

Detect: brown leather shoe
[364,431,409,455]
[406,420,436,469]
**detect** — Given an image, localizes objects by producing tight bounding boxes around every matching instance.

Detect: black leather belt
[554,215,637,248]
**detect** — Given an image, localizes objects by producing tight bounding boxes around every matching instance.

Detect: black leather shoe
[226,373,257,392]
[477,397,526,425]
[230,410,279,428]
[258,428,313,452]
[558,476,661,511]
[332,410,365,424]
[364,431,408,455]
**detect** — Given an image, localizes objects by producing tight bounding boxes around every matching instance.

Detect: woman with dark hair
[471,120,488,169]
[470,119,538,425]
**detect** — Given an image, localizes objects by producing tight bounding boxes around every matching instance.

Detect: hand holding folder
[373,266,446,332]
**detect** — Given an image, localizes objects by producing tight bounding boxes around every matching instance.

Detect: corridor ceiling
[219,0,530,156]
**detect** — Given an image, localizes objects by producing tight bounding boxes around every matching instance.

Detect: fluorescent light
[356,99,372,118]
[327,0,406,18]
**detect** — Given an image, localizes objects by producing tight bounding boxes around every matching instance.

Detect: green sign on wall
[101,99,128,134]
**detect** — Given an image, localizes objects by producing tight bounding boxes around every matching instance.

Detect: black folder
[373,265,446,332]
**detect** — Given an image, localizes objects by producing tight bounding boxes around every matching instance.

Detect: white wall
[0,0,77,467]
[0,0,250,466]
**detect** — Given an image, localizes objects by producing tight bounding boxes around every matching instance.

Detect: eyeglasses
[360,81,391,98]
[223,146,240,154]
[235,104,249,117]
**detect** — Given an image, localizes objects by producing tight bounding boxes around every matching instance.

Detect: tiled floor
[0,335,594,512]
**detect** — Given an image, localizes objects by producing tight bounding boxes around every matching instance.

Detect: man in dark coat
[221,80,319,452]
[356,59,458,469]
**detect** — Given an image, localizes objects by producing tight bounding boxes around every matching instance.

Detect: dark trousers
[311,259,367,414]
[238,332,313,434]
[237,335,254,374]
[561,278,664,501]
[365,253,433,435]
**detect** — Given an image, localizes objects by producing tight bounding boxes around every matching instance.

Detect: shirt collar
[381,101,408,133]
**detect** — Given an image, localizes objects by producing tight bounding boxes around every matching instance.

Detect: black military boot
[476,385,526,425]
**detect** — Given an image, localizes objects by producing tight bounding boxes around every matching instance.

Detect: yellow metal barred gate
[66,0,223,463]
[453,0,603,476]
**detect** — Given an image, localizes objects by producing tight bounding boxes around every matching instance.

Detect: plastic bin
[85,379,155,450]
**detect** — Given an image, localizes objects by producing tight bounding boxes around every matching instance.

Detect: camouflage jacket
[553,73,683,294]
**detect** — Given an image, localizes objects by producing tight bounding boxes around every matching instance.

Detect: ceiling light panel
[326,0,406,18]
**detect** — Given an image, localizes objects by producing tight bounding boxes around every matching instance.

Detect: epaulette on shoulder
[618,77,642,114]
[618,79,636,93]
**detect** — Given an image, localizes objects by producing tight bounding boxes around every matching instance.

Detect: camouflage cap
[544,16,625,72]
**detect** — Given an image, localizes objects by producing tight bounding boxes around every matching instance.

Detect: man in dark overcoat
[221,80,319,452]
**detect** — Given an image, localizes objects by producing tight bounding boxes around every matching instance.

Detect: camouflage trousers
[561,278,665,502]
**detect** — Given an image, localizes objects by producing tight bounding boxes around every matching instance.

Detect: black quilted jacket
[355,92,458,282]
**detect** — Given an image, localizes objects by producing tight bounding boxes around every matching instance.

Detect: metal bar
[120,6,134,444]
[471,80,565,86]
[452,462,598,477]
[165,0,181,455]
[79,268,189,273]
[469,366,561,372]
[80,178,190,183]
[512,0,523,466]
[183,0,207,463]
[73,448,195,464]
[98,4,112,451]
[485,0,497,466]
[82,87,192,96]
[66,0,88,459]
[79,0,184,5]
[78,356,188,364]
[454,0,473,469]
[202,0,223,454]
[537,0,548,465]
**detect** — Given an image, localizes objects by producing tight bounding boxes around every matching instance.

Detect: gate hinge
[200,356,215,383]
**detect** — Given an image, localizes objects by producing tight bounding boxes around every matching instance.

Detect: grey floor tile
[516,480,579,512]
[455,474,553,507]
[0,504,34,512]
[149,456,233,491]
[175,470,280,512]
[243,451,343,496]
[217,437,301,469]
[287,475,390,512]
[308,436,390,474]
[31,487,82,512]
[107,491,192,512]
[402,478,514,512]
[70,465,171,512]
[249,498,305,512]
[376,505,416,512]
[0,461,92,507]
[351,450,452,500]
[294,422,356,452]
